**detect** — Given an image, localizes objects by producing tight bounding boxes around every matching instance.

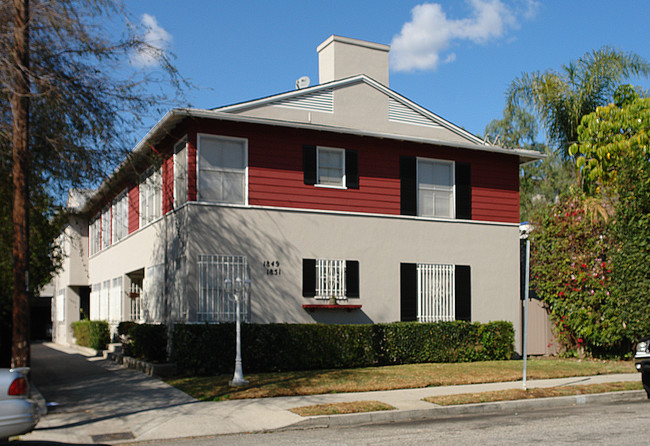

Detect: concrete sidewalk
[22,342,647,444]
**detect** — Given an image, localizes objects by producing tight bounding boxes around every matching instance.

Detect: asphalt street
[158,399,650,446]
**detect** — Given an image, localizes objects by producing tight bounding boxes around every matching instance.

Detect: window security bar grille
[198,255,250,322]
[315,259,346,299]
[417,263,455,322]
[130,282,143,322]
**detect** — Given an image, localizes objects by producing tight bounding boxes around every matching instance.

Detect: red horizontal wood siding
[190,118,520,223]
[128,185,139,234]
[163,154,174,215]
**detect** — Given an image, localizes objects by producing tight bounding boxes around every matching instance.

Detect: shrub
[71,320,109,350]
[120,323,167,363]
[172,320,514,376]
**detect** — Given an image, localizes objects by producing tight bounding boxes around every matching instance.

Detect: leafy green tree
[484,105,574,221]
[507,47,649,159]
[569,94,650,345]
[570,92,649,187]
[530,190,623,356]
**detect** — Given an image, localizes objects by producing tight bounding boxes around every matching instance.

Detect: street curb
[282,390,648,430]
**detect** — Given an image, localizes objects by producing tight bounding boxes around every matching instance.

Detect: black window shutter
[345,150,359,189]
[345,260,360,298]
[400,263,418,321]
[302,258,316,297]
[303,145,317,185]
[455,163,471,220]
[400,156,417,216]
[455,265,471,321]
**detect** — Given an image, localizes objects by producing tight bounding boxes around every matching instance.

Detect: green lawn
[166,358,636,401]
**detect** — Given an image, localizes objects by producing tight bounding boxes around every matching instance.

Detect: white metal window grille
[315,259,346,299]
[174,137,188,208]
[112,192,128,242]
[317,147,345,187]
[198,135,246,204]
[417,159,454,218]
[100,206,111,249]
[129,281,143,322]
[90,283,100,320]
[140,167,162,226]
[417,263,455,322]
[89,216,100,256]
[109,277,123,323]
[198,255,250,322]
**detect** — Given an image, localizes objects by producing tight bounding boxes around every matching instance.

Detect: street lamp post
[225,276,250,387]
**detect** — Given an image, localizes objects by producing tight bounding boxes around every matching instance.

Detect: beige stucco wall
[87,219,165,285]
[183,204,523,350]
[56,203,523,352]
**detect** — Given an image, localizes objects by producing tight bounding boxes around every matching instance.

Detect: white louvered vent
[274,88,333,113]
[388,98,441,127]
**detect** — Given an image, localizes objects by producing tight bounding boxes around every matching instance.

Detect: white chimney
[317,35,390,87]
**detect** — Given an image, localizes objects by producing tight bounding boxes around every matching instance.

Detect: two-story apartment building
[51,35,542,352]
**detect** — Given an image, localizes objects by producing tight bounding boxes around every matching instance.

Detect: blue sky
[125,0,650,142]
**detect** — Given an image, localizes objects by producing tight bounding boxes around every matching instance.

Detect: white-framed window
[198,255,250,322]
[129,279,143,322]
[198,134,247,204]
[302,258,359,299]
[315,258,346,299]
[56,288,65,322]
[90,283,101,320]
[109,277,123,323]
[174,137,188,208]
[140,167,162,226]
[317,147,345,187]
[417,158,455,218]
[89,215,100,256]
[417,263,455,322]
[100,205,111,249]
[100,280,110,321]
[112,191,128,242]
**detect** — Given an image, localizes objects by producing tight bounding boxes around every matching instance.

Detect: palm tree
[507,46,650,159]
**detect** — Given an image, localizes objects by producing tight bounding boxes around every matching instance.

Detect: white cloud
[390,0,536,72]
[130,14,172,68]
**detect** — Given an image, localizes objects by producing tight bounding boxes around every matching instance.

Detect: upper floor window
[112,191,128,242]
[303,145,359,189]
[317,147,345,187]
[174,137,188,208]
[400,157,471,220]
[417,158,454,218]
[198,134,246,204]
[100,205,111,249]
[89,215,100,256]
[140,167,162,226]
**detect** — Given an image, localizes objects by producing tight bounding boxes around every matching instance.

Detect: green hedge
[71,320,110,350]
[118,322,168,363]
[172,320,514,375]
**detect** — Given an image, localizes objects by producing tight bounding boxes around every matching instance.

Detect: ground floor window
[198,255,250,322]
[302,258,359,299]
[400,263,471,322]
[55,288,65,322]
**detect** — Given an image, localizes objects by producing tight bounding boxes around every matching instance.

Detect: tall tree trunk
[11,0,30,369]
